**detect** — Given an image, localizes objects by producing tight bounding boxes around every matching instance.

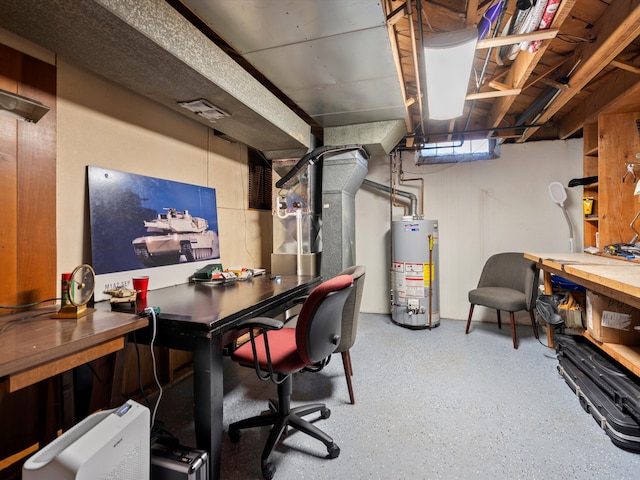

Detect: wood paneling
[17,51,57,307]
[599,112,640,248]
[0,44,56,310]
[0,45,20,310]
[0,44,56,478]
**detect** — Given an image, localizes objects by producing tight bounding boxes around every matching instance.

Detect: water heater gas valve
[407,298,425,315]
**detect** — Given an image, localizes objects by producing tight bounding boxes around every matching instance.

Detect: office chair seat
[228,274,353,479]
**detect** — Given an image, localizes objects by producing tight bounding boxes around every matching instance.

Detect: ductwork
[0,0,311,156]
[324,120,407,156]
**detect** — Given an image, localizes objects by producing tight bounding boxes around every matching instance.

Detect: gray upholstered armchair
[465,252,539,349]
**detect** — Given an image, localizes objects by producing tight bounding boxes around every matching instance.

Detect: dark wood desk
[129,274,321,480]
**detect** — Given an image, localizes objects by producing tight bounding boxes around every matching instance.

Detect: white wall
[355,139,584,321]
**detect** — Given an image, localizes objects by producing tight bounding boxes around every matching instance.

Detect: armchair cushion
[468,286,527,312]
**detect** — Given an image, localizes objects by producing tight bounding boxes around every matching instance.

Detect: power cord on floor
[537,335,555,350]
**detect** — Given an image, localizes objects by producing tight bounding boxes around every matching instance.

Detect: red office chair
[228,274,353,480]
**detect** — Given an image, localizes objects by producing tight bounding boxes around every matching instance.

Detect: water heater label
[405,263,423,273]
[424,263,433,286]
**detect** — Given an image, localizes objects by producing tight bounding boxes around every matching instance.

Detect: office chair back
[335,265,366,353]
[297,275,354,364]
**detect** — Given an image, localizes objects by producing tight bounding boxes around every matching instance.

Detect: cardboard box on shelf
[586,290,640,345]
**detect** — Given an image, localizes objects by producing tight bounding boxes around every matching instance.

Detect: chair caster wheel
[320,407,331,419]
[327,442,340,458]
[262,462,276,479]
[228,427,240,443]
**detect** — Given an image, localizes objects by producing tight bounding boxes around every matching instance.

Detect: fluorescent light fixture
[178,98,230,123]
[0,89,50,123]
[424,28,478,120]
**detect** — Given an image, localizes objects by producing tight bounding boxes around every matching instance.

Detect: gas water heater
[391,218,440,329]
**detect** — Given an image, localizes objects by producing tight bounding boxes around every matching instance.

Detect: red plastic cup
[132,276,149,301]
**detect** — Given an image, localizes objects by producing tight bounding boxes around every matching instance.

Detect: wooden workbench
[525,252,640,377]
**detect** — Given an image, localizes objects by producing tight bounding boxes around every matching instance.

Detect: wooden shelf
[584,146,598,156]
[583,330,640,378]
[583,123,599,249]
[583,123,598,156]
[583,112,640,252]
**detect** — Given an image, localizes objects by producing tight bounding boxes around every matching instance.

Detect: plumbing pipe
[362,179,418,217]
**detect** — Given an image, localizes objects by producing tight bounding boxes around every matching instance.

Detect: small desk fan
[54,264,96,319]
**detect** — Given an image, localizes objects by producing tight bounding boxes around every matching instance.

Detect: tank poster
[87,166,220,295]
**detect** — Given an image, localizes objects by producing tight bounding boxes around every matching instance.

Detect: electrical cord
[145,306,163,428]
[131,330,152,411]
[537,333,555,350]
[0,297,61,309]
[0,310,59,334]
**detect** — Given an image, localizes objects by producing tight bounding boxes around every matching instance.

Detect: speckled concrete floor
[152,314,640,479]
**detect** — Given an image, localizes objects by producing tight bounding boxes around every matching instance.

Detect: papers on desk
[192,267,266,285]
[193,271,238,285]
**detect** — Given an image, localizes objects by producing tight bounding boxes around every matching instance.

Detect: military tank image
[132,208,219,266]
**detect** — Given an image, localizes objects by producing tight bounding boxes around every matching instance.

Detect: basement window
[415,138,500,164]
[248,148,272,211]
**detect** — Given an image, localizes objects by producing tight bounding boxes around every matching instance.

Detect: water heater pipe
[362,179,418,217]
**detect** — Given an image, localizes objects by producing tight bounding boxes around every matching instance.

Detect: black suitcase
[555,334,640,423]
[556,335,640,453]
[151,442,209,480]
[558,358,640,452]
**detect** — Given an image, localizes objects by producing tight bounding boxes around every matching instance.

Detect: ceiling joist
[519,0,640,142]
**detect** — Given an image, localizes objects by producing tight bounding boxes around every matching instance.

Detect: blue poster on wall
[87,166,220,275]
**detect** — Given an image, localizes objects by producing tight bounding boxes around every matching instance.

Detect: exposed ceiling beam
[466,88,521,100]
[476,29,559,50]
[420,1,466,32]
[386,1,407,26]
[522,55,574,91]
[557,69,640,139]
[465,0,478,29]
[519,0,640,142]
[385,1,412,133]
[485,0,576,132]
[611,59,640,75]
